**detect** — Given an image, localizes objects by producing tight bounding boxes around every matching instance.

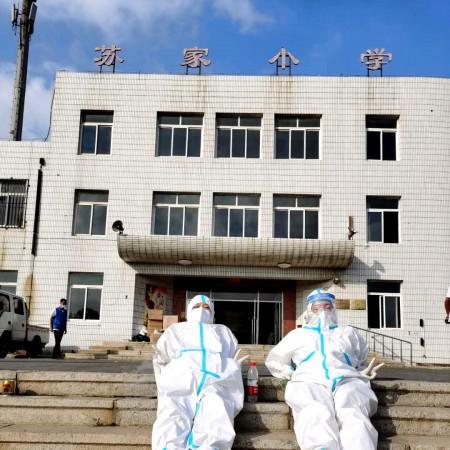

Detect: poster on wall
[145,284,167,310]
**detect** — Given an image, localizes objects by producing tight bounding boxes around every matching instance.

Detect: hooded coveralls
[265,289,378,450]
[152,295,244,450]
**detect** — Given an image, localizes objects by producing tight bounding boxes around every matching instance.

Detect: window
[152,192,200,236]
[0,271,18,294]
[367,197,399,243]
[73,191,108,236]
[366,116,397,160]
[367,280,401,328]
[79,111,113,155]
[0,180,27,228]
[213,194,260,237]
[0,293,10,315]
[14,297,24,315]
[68,272,103,320]
[273,195,320,239]
[157,113,203,157]
[275,115,320,159]
[216,115,261,158]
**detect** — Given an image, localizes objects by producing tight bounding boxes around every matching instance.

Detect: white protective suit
[152,295,244,450]
[265,289,378,450]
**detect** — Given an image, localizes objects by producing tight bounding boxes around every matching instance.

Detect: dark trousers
[52,330,64,358]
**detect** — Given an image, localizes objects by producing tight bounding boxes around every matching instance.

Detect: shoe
[445,318,449,324]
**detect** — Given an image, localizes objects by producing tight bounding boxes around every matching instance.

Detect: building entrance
[187,290,282,344]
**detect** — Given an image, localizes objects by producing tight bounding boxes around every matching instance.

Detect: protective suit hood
[187,294,215,324]
[305,289,338,329]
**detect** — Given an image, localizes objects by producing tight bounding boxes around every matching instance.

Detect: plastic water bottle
[246,361,259,403]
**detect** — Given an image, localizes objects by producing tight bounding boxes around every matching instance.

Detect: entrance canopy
[118,235,354,269]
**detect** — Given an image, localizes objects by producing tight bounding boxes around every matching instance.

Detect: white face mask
[189,307,213,324]
[307,309,338,328]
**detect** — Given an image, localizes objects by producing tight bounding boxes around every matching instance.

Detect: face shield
[305,289,337,328]
[187,295,215,324]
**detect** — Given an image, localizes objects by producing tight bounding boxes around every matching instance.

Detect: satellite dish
[112,220,124,234]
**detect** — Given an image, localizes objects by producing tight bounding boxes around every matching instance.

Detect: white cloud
[0,62,53,140]
[212,0,271,32]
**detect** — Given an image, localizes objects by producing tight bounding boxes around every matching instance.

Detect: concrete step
[0,426,449,450]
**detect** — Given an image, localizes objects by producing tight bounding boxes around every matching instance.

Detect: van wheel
[28,337,42,358]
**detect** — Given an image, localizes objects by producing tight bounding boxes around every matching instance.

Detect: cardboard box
[150,333,161,343]
[163,315,179,330]
[148,319,163,329]
[148,309,164,319]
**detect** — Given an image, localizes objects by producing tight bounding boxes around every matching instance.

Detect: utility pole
[10,0,38,141]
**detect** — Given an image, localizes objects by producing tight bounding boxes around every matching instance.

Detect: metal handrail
[352,326,413,365]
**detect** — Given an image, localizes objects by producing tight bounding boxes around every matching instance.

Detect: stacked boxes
[147,309,163,343]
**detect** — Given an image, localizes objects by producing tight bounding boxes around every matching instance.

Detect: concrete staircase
[0,370,449,449]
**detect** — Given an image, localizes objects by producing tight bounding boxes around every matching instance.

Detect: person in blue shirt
[50,298,68,359]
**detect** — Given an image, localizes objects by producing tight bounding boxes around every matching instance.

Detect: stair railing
[352,326,413,365]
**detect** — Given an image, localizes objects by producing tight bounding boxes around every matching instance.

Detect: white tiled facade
[1,72,450,363]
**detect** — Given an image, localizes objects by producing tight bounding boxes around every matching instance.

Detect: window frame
[0,180,28,228]
[367,197,400,244]
[78,111,113,155]
[213,194,260,237]
[68,273,103,321]
[367,127,397,160]
[273,195,320,239]
[72,191,109,236]
[367,283,402,329]
[216,115,262,159]
[156,114,203,157]
[152,192,200,236]
[275,116,321,159]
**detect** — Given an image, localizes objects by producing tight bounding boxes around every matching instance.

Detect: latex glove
[360,357,385,380]
[233,349,250,366]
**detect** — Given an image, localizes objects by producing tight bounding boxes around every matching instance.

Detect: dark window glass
[245,209,258,237]
[274,210,288,238]
[97,126,112,154]
[290,210,303,239]
[217,116,238,127]
[91,204,107,235]
[276,117,297,127]
[0,198,6,226]
[240,116,261,127]
[305,131,319,159]
[173,128,187,156]
[368,295,381,328]
[14,298,24,315]
[366,116,397,129]
[181,115,203,125]
[217,129,231,157]
[246,130,260,158]
[385,296,399,328]
[291,130,304,158]
[70,273,103,285]
[383,132,396,160]
[159,115,179,125]
[298,117,320,127]
[367,131,381,159]
[229,209,243,237]
[368,211,382,242]
[274,196,296,208]
[158,128,172,156]
[169,207,183,235]
[0,271,18,283]
[77,191,108,203]
[0,293,10,312]
[1,181,26,194]
[178,194,200,204]
[6,195,25,227]
[81,126,96,154]
[305,211,319,239]
[187,128,201,157]
[367,197,398,209]
[383,211,399,243]
[214,208,228,236]
[238,195,259,206]
[69,288,85,319]
[154,207,168,234]
[276,131,289,159]
[184,208,198,236]
[232,129,245,158]
[81,112,113,124]
[154,193,177,204]
[85,288,101,320]
[368,281,401,293]
[74,205,92,234]
[214,195,236,206]
[298,196,320,208]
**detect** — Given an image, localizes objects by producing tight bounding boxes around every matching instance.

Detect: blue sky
[1,0,450,139]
